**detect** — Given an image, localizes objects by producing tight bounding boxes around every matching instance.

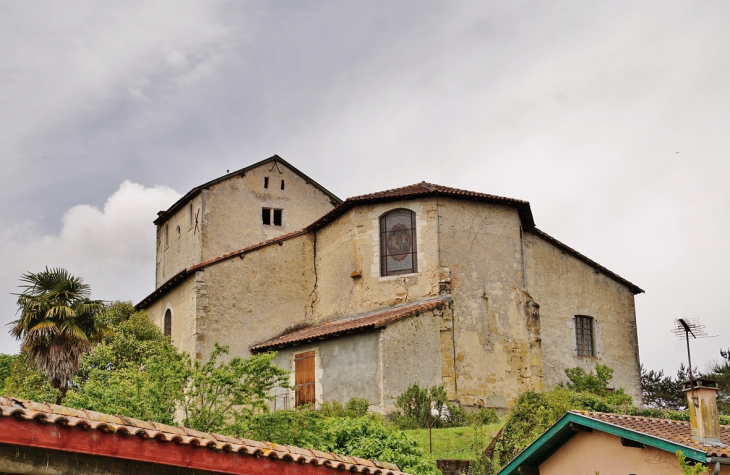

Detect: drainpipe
[705,458,730,475]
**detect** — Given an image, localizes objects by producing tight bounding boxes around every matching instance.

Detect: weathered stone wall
[156,194,203,287]
[194,233,316,361]
[144,273,200,357]
[381,310,443,412]
[200,162,335,262]
[523,232,642,403]
[312,199,441,322]
[437,197,544,408]
[270,332,382,411]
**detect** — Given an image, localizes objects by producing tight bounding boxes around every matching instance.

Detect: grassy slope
[403,423,503,460]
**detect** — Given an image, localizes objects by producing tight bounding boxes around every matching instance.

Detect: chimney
[683,377,726,446]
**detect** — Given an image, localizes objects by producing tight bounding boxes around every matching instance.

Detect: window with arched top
[164,309,172,337]
[380,209,418,276]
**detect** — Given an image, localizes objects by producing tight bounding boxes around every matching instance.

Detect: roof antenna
[672,318,715,407]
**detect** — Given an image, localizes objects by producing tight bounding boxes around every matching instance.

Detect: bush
[244,410,439,475]
[392,383,465,429]
[320,397,371,418]
[468,406,500,426]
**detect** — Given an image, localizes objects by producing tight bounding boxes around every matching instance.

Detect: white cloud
[0,182,180,354]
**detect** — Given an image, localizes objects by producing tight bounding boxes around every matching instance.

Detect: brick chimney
[683,377,725,446]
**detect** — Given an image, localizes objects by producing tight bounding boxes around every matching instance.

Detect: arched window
[380,209,418,276]
[164,309,172,337]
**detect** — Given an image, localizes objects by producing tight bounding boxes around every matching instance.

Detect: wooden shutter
[294,351,316,407]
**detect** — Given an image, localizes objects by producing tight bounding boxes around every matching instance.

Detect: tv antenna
[672,318,715,407]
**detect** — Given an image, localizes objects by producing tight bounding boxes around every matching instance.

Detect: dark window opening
[264,177,269,189]
[281,179,285,190]
[262,208,271,225]
[164,309,172,337]
[273,209,282,226]
[575,315,595,356]
[379,209,418,276]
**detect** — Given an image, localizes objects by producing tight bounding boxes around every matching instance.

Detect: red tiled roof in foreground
[252,298,448,352]
[0,397,408,475]
[574,411,730,458]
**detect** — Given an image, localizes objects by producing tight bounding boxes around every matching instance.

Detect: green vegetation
[676,450,708,475]
[9,267,106,402]
[241,408,439,475]
[391,382,498,430]
[404,424,503,460]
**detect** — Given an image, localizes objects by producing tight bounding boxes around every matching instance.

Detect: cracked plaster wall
[523,232,642,404]
[311,198,441,322]
[200,162,335,262]
[437,197,544,408]
[155,161,335,287]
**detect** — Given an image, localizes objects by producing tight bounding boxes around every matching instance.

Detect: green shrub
[468,406,500,426]
[345,397,370,417]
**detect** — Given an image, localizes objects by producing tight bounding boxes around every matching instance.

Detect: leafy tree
[1,352,60,403]
[10,268,105,402]
[641,364,686,410]
[181,343,290,434]
[64,307,188,424]
[0,354,15,389]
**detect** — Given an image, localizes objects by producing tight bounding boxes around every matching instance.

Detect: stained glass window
[380,209,418,276]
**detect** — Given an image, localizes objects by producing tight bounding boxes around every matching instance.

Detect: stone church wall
[437,197,544,408]
[311,198,441,323]
[156,194,203,287]
[200,162,335,262]
[523,232,642,403]
[145,273,200,357]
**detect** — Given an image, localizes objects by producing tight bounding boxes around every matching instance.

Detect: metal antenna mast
[672,318,714,407]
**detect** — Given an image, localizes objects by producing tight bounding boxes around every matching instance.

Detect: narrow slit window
[164,223,169,248]
[575,316,595,357]
[273,209,282,226]
[281,179,285,190]
[164,309,172,337]
[188,203,193,228]
[264,177,269,189]
[262,208,271,225]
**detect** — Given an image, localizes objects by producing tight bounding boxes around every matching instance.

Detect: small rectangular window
[281,179,285,190]
[163,223,169,248]
[264,177,269,189]
[575,316,595,357]
[188,203,193,228]
[273,209,282,226]
[262,208,271,225]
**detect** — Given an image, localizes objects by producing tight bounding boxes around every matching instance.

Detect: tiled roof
[307,181,535,231]
[136,229,309,309]
[153,155,341,225]
[574,411,730,458]
[0,396,408,475]
[251,298,448,352]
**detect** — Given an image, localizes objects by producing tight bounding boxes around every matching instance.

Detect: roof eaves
[497,412,707,475]
[153,155,342,225]
[529,228,644,295]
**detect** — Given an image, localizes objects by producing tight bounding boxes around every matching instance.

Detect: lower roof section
[251,297,449,353]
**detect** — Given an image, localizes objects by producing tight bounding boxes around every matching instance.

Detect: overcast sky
[1,1,728,377]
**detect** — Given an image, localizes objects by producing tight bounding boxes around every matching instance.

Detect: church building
[136,155,644,412]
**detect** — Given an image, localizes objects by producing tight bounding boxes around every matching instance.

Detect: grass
[403,423,503,460]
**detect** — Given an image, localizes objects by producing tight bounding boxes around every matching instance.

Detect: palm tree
[10,268,105,403]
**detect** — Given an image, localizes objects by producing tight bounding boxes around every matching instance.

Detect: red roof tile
[251,298,448,352]
[0,397,409,474]
[573,411,730,458]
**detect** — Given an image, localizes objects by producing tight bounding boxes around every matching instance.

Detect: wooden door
[294,351,316,407]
